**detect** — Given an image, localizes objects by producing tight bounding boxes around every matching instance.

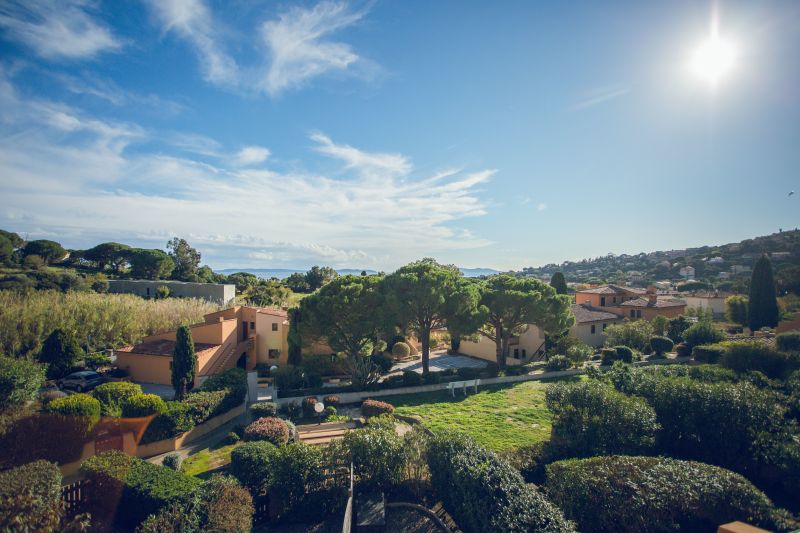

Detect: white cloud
[0,74,493,270]
[0,0,122,60]
[261,1,369,96]
[233,146,271,166]
[537,202,548,211]
[145,0,237,85]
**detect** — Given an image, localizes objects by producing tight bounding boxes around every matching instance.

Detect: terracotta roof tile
[570,304,620,323]
[117,340,220,357]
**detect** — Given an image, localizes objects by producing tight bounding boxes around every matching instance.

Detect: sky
[0,0,798,271]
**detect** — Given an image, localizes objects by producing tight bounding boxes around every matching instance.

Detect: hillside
[517,230,800,293]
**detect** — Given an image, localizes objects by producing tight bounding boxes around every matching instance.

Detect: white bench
[447,379,481,397]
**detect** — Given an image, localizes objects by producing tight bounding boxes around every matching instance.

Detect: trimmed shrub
[427,432,574,533]
[244,417,289,446]
[302,396,319,418]
[266,443,326,517]
[720,341,800,379]
[93,381,143,416]
[230,441,277,493]
[456,367,480,380]
[250,401,277,419]
[45,393,101,419]
[371,352,394,373]
[122,393,167,418]
[402,370,422,386]
[198,475,254,533]
[198,367,247,413]
[674,342,691,357]
[649,336,674,357]
[272,365,305,390]
[162,453,182,471]
[423,372,441,384]
[141,401,194,443]
[323,395,340,407]
[692,343,726,363]
[279,400,301,420]
[361,399,394,417]
[0,355,46,410]
[545,355,569,372]
[683,321,725,348]
[0,460,68,532]
[391,342,411,358]
[335,425,406,490]
[183,390,227,423]
[0,459,61,503]
[600,347,617,366]
[776,331,800,352]
[546,381,659,459]
[614,345,634,363]
[546,455,797,533]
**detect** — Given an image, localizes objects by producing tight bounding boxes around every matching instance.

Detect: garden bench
[447,379,480,397]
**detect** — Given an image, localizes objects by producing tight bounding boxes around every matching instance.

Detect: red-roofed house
[574,285,686,321]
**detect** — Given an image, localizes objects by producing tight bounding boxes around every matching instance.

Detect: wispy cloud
[537,202,547,212]
[233,146,271,166]
[0,73,492,269]
[0,0,122,60]
[145,0,238,85]
[54,72,187,115]
[571,83,630,111]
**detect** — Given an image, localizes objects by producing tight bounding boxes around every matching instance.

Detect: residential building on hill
[107,279,236,304]
[116,306,288,386]
[574,285,686,320]
[679,291,735,319]
[568,304,623,347]
[458,324,546,366]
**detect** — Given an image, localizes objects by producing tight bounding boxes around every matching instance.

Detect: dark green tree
[129,249,175,279]
[166,237,201,281]
[22,240,66,264]
[287,308,302,366]
[305,266,338,291]
[0,235,13,266]
[550,272,568,295]
[748,254,779,330]
[0,229,24,248]
[227,272,259,293]
[284,272,311,293]
[248,281,291,307]
[84,242,131,272]
[171,325,197,400]
[725,295,749,327]
[479,275,574,367]
[39,329,83,379]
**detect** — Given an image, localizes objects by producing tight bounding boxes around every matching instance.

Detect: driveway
[397,353,488,374]
[139,382,177,400]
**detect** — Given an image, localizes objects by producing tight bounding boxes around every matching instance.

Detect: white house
[458,325,546,366]
[568,304,623,347]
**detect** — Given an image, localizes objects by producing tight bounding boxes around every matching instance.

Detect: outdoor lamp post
[314,401,325,425]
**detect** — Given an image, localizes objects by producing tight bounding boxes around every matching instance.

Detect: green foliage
[45,393,101,419]
[361,399,394,417]
[247,280,291,307]
[196,475,254,533]
[128,248,175,279]
[93,381,143,416]
[154,285,170,299]
[305,265,339,291]
[244,417,289,445]
[162,453,182,471]
[776,331,800,352]
[0,235,13,266]
[545,355,570,371]
[550,271,568,294]
[250,401,277,419]
[692,343,726,363]
[0,229,24,249]
[402,370,423,386]
[683,321,725,348]
[371,351,394,373]
[604,320,653,351]
[166,237,201,281]
[265,443,326,517]
[391,341,411,358]
[720,341,800,379]
[340,425,406,489]
[726,295,749,326]
[23,240,65,264]
[546,456,796,533]
[0,355,46,409]
[38,328,83,379]
[599,347,617,366]
[651,315,669,336]
[197,367,247,411]
[614,345,634,362]
[649,335,673,356]
[565,341,593,366]
[427,432,574,533]
[302,396,318,418]
[0,460,80,532]
[546,381,659,459]
[345,354,380,391]
[749,254,780,330]
[122,393,167,418]
[287,307,302,366]
[141,401,194,443]
[230,441,277,493]
[172,325,196,400]
[667,315,691,343]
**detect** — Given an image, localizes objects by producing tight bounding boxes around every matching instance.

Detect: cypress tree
[550,272,568,295]
[287,308,302,366]
[39,328,83,379]
[172,325,197,400]
[748,254,779,331]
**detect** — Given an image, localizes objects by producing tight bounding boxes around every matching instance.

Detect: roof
[576,284,646,295]
[256,308,288,318]
[117,340,220,357]
[570,304,620,323]
[683,291,734,299]
[619,297,686,309]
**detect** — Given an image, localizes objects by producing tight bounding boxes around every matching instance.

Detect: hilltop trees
[283,266,339,293]
[478,275,574,366]
[748,254,779,330]
[22,240,66,265]
[171,325,197,400]
[550,272,568,295]
[84,242,131,272]
[128,249,174,279]
[248,280,291,307]
[167,238,201,281]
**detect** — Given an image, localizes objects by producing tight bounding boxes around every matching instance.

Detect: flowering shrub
[302,396,318,418]
[323,395,340,407]
[249,401,277,419]
[361,399,394,417]
[244,417,289,446]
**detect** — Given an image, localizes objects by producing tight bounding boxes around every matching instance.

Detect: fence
[61,478,90,518]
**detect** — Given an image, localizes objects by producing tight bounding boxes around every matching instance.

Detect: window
[590,324,596,334]
[271,323,278,331]
[250,321,255,330]
[521,349,527,358]
[636,310,642,318]
[600,296,606,306]
[630,310,636,318]
[513,348,520,358]
[268,349,280,359]
[613,297,617,303]
[602,323,607,331]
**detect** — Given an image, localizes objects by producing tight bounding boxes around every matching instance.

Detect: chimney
[646,286,657,304]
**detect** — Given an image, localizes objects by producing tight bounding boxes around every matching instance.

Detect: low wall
[135,402,246,458]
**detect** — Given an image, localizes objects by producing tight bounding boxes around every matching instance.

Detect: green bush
[122,393,167,418]
[230,441,277,493]
[361,399,394,417]
[162,453,182,471]
[546,455,797,533]
[0,355,46,410]
[279,400,301,419]
[93,381,143,416]
[423,372,441,384]
[546,355,570,371]
[776,331,800,352]
[546,381,659,459]
[720,341,800,379]
[427,432,574,533]
[456,367,480,380]
[0,460,70,532]
[565,342,594,365]
[674,342,691,357]
[323,406,338,421]
[198,367,247,413]
[250,401,277,419]
[649,336,673,356]
[604,320,653,351]
[265,443,326,518]
[272,365,304,390]
[45,393,101,419]
[339,425,405,490]
[371,352,394,373]
[600,347,617,366]
[0,459,61,503]
[402,370,422,386]
[302,396,319,418]
[183,390,227,423]
[692,343,726,363]
[244,417,289,446]
[614,345,634,363]
[391,341,411,358]
[141,401,195,443]
[82,450,200,529]
[323,395,340,407]
[683,321,725,348]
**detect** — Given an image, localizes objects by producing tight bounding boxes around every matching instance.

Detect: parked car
[60,371,105,392]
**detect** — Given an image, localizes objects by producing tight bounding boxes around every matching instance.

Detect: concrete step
[300,434,345,446]
[298,428,348,439]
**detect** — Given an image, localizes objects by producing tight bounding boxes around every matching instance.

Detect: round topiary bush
[614,346,634,364]
[250,401,277,419]
[92,381,143,416]
[600,348,618,366]
[391,342,411,359]
[301,396,318,418]
[402,370,422,386]
[244,417,289,446]
[162,452,182,471]
[122,393,167,418]
[675,342,691,357]
[45,393,101,418]
[361,399,394,417]
[649,336,674,357]
[323,395,340,407]
[546,355,570,372]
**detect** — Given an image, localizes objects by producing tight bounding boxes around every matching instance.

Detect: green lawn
[181,440,240,478]
[392,378,577,452]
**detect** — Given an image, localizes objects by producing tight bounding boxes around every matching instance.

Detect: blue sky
[0,0,798,271]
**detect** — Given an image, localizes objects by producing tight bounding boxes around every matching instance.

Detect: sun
[691,35,737,86]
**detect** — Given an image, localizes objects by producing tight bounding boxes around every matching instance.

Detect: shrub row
[0,460,69,532]
[361,399,394,417]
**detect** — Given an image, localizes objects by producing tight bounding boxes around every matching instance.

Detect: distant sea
[217,267,499,280]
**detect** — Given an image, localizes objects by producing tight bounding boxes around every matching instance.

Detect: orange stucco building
[116,306,289,386]
[573,284,686,321]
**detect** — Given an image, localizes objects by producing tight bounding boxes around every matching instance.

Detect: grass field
[392,378,578,452]
[181,440,239,478]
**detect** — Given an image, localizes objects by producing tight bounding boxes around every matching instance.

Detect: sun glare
[691,35,737,86]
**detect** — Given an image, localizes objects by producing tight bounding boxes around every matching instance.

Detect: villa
[574,284,686,320]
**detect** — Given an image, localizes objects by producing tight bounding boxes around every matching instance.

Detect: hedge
[600,346,633,365]
[402,370,422,386]
[121,393,167,418]
[776,331,800,352]
[183,390,228,423]
[0,460,65,531]
[546,381,659,459]
[82,450,200,529]
[361,399,394,417]
[649,336,673,356]
[230,441,277,493]
[249,401,278,419]
[427,432,574,533]
[141,401,194,444]
[720,341,800,379]
[45,393,101,419]
[0,355,46,410]
[683,321,725,348]
[339,425,405,490]
[93,382,143,416]
[545,456,798,533]
[197,367,248,414]
[692,343,726,363]
[545,355,569,371]
[243,417,289,446]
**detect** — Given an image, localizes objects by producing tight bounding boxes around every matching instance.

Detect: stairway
[202,343,236,377]
[297,421,355,446]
